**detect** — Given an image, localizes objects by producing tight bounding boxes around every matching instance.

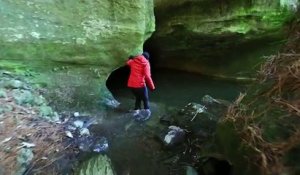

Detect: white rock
[168,125,183,131]
[65,131,73,138]
[164,126,185,146]
[73,120,84,128]
[67,125,77,131]
[30,32,40,39]
[80,128,90,136]
[74,112,80,117]
[20,142,36,148]
[1,137,12,144]
[164,132,175,144]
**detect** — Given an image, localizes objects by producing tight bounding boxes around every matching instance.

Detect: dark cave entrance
[106,65,130,101]
[198,157,233,175]
[106,39,159,101]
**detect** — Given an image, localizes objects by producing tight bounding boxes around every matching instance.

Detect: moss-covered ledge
[0,0,155,67]
[146,0,298,78]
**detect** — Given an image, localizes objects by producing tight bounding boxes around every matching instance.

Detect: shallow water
[104,68,245,175]
[109,68,246,108]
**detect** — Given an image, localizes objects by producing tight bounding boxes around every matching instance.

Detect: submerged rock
[92,137,109,153]
[179,103,207,121]
[186,166,198,175]
[201,95,229,116]
[202,95,221,105]
[77,136,109,153]
[175,102,217,134]
[169,95,229,138]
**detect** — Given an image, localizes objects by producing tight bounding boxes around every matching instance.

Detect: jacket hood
[133,55,148,65]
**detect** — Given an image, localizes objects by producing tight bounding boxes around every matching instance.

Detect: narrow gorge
[0,0,299,175]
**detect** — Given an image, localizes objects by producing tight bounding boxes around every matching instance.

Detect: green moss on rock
[0,0,155,66]
[147,0,297,78]
[77,155,115,175]
[0,89,7,98]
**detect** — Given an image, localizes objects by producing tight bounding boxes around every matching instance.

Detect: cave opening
[105,0,290,109]
[106,65,130,101]
[199,157,233,175]
[106,60,244,107]
[106,38,161,102]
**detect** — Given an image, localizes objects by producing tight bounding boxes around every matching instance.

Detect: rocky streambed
[0,69,235,175]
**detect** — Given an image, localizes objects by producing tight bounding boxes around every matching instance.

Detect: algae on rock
[78,155,115,175]
[15,148,34,175]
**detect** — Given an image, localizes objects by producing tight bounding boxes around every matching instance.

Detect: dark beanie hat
[142,52,150,60]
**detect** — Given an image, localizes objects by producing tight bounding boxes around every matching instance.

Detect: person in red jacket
[127,52,155,118]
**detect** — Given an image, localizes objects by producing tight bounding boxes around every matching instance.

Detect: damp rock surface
[0,0,155,65]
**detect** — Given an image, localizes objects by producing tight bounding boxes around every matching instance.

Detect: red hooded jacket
[127,55,155,90]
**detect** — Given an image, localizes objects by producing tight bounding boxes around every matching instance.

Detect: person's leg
[131,87,151,119]
[131,88,142,110]
[138,86,151,119]
[141,86,150,109]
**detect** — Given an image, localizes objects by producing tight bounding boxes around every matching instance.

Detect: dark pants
[131,86,149,110]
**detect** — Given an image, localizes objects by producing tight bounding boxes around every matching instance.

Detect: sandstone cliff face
[1,0,298,77]
[0,0,155,66]
[147,0,298,77]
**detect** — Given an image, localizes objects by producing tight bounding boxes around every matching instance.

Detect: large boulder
[0,0,155,66]
[160,95,230,140]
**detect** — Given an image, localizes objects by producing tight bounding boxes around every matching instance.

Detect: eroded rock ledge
[146,0,298,77]
[0,0,155,66]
